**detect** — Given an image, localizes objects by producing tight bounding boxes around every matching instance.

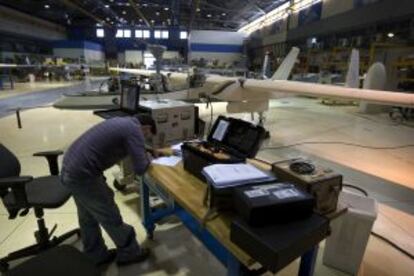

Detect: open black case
[182,116,266,181]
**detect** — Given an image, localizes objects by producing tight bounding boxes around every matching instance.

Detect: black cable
[343,183,368,197]
[371,231,414,260]
[261,141,414,151]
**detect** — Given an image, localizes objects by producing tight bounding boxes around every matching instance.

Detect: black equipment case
[233,182,315,226]
[182,116,266,181]
[230,214,330,273]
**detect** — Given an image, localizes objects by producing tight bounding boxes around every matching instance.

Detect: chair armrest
[33,150,64,158]
[0,176,33,219]
[33,150,64,176]
[0,176,33,188]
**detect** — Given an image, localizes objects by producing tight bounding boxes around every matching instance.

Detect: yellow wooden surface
[146,161,255,266]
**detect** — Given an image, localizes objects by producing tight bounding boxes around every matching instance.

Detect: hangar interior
[0,0,413,275]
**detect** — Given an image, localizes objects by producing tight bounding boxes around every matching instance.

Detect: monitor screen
[120,80,140,112]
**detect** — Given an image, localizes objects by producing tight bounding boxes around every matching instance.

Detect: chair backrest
[0,144,21,178]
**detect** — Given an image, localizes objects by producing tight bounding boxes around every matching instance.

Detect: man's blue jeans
[60,170,141,263]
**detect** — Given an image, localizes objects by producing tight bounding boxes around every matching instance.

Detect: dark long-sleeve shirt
[62,117,149,178]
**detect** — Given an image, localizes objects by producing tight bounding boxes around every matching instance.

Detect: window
[96,28,104,38]
[115,29,124,38]
[180,31,188,39]
[135,29,143,38]
[154,30,161,39]
[143,30,150,38]
[154,30,169,39]
[123,29,131,38]
[161,30,169,39]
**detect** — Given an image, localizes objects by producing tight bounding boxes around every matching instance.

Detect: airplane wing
[214,78,414,107]
[0,63,38,68]
[108,66,190,82]
[109,67,154,76]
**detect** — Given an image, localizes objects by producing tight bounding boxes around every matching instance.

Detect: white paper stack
[202,163,276,189]
[152,156,182,167]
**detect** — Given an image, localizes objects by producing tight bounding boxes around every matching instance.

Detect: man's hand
[146,152,154,163]
[146,148,166,158]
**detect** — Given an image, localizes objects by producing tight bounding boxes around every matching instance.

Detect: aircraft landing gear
[258,112,271,139]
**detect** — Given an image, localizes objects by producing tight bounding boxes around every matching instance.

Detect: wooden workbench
[142,151,342,275]
[146,161,255,267]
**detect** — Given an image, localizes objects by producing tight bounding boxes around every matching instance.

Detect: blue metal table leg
[227,253,242,276]
[140,178,155,238]
[298,245,319,276]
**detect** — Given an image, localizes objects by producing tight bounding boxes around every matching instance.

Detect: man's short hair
[136,114,157,135]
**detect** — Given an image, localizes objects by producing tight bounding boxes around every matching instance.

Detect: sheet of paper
[171,142,183,153]
[152,156,182,167]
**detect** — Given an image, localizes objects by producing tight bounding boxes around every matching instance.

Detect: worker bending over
[60,115,156,266]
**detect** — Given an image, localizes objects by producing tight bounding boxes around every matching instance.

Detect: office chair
[5,245,100,276]
[0,144,80,272]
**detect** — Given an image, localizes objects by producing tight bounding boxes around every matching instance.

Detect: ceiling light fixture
[44,4,50,9]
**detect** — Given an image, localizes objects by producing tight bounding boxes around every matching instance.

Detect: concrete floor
[0,90,413,275]
[0,78,107,118]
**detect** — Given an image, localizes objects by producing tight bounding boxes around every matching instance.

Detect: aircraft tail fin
[271,47,300,80]
[345,49,360,88]
[363,62,387,90]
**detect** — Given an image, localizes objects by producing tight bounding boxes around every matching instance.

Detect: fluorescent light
[238,2,290,34]
[293,0,322,13]
[238,0,322,34]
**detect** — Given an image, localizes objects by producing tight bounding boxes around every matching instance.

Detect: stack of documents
[202,163,277,189]
[152,156,182,167]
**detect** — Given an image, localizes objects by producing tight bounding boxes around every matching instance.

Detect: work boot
[117,248,150,266]
[96,249,117,266]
